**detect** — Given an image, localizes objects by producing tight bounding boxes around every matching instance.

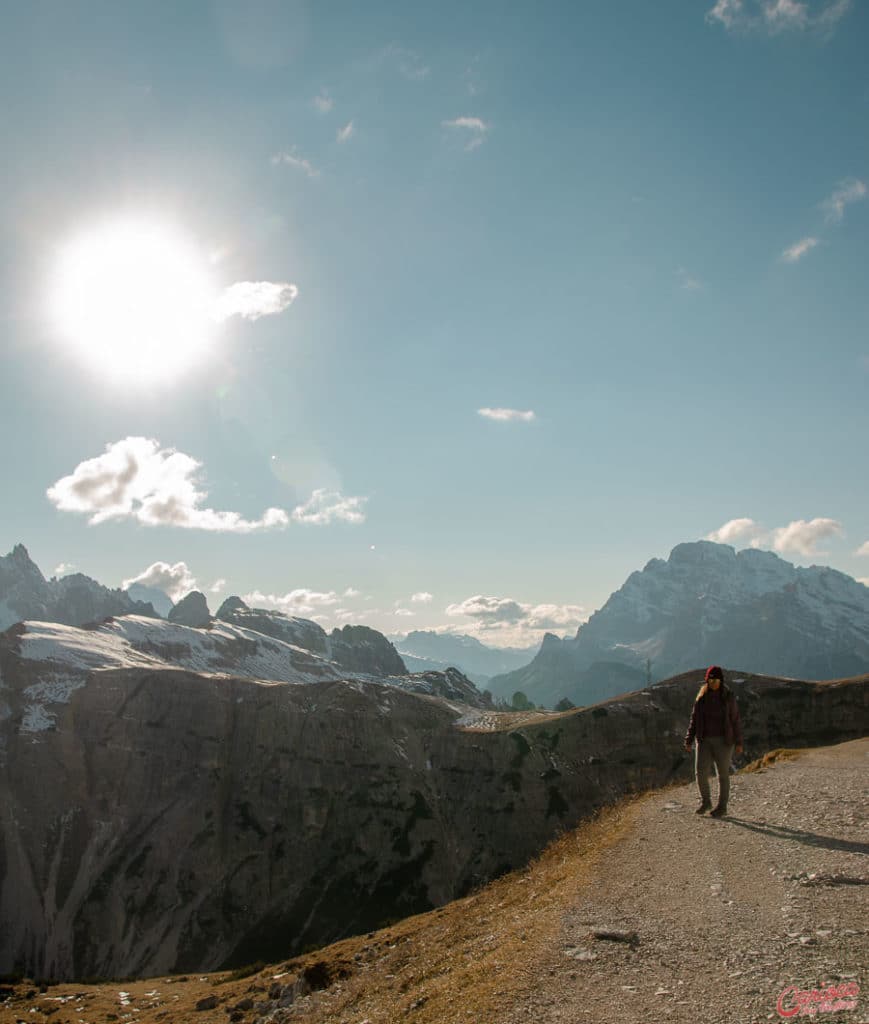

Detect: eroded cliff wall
[1,658,866,982]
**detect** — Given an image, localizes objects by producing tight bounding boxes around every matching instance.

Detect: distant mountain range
[0,544,159,629]
[0,545,489,709]
[388,630,540,689]
[489,540,869,708]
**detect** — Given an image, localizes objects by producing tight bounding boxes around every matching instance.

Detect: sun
[49,217,218,383]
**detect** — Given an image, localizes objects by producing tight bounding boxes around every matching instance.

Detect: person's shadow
[724,818,869,858]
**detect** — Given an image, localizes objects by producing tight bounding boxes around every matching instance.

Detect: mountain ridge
[490,539,869,707]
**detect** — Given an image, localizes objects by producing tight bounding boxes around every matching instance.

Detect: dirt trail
[504,737,869,1024]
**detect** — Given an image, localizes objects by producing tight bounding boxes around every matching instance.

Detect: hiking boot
[695,802,712,815]
[710,805,727,818]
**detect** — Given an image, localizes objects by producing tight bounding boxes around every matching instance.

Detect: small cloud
[706,0,851,34]
[411,591,433,603]
[676,267,702,290]
[446,595,527,624]
[343,586,361,598]
[48,437,289,533]
[394,608,415,617]
[53,562,75,576]
[822,178,866,223]
[856,541,869,557]
[478,407,536,423]
[271,148,319,178]
[706,0,746,29]
[781,237,819,263]
[123,560,196,602]
[215,281,298,321]
[442,116,490,150]
[291,488,368,525]
[764,0,810,31]
[445,593,587,646]
[243,587,340,616]
[313,90,333,113]
[210,578,227,594]
[706,518,767,546]
[336,120,354,144]
[771,517,844,557]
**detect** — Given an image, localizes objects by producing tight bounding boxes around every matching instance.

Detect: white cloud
[243,588,340,617]
[123,560,197,602]
[337,120,354,143]
[856,541,869,557]
[313,90,333,113]
[477,407,536,423]
[271,149,320,178]
[48,437,290,533]
[706,0,851,33]
[706,0,745,28]
[411,591,433,603]
[444,594,587,647]
[343,586,361,598]
[394,608,415,617]
[291,488,368,525]
[706,518,766,545]
[771,517,844,556]
[676,267,702,290]
[764,0,810,30]
[822,178,867,223]
[53,562,75,576]
[215,281,298,321]
[781,237,819,263]
[443,116,490,150]
[210,578,227,594]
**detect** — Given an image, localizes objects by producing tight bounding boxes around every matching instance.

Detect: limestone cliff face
[0,632,866,982]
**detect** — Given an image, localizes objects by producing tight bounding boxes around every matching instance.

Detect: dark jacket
[685,684,743,747]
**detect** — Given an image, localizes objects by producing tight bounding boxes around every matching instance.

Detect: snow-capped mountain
[2,611,490,737]
[0,544,159,630]
[217,596,408,677]
[388,630,540,687]
[489,540,869,708]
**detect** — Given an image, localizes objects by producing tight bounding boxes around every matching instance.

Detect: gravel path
[510,738,868,1024]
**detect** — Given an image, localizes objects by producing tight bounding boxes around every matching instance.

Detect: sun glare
[49,218,218,383]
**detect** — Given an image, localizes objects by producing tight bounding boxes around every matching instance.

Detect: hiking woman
[684,665,743,817]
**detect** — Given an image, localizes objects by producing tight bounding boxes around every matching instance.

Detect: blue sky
[1,0,867,647]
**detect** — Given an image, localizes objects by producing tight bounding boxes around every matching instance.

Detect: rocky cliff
[0,545,159,630]
[490,540,869,707]
[1,620,866,982]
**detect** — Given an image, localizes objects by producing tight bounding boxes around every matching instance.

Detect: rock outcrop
[216,597,330,656]
[168,591,211,628]
[0,544,158,630]
[328,624,407,676]
[1,624,865,982]
[490,540,869,707]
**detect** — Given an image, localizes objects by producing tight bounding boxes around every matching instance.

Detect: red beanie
[705,665,724,682]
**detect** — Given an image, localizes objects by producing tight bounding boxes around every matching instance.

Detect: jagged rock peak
[3,544,45,582]
[168,591,211,628]
[216,595,248,617]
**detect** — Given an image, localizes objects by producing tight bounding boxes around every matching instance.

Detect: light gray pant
[695,737,734,809]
